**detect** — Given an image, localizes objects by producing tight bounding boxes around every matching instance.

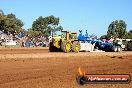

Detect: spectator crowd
[0,31,49,47]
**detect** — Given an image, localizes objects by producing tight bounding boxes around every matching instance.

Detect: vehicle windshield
[69,33,77,39]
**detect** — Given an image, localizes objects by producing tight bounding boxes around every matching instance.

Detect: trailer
[78,30,122,52]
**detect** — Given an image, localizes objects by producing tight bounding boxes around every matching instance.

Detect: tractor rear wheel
[72,41,80,53]
[49,42,54,52]
[61,41,71,53]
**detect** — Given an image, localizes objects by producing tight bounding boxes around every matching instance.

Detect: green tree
[28,28,41,37]
[0,14,5,31]
[0,13,24,34]
[32,15,63,36]
[129,30,132,33]
[107,20,127,38]
[125,30,132,39]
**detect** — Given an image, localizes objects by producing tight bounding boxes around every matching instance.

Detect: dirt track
[0,48,132,88]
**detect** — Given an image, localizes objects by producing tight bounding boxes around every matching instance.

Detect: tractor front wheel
[72,41,80,53]
[61,41,71,53]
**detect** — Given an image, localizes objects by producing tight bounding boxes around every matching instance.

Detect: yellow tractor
[49,30,80,53]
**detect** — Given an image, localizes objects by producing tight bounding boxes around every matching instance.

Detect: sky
[0,0,132,37]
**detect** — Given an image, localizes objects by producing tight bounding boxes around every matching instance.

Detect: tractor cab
[61,31,78,41]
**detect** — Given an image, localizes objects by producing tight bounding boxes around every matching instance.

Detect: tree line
[0,13,24,35]
[100,20,132,39]
[0,10,62,37]
[0,9,132,39]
